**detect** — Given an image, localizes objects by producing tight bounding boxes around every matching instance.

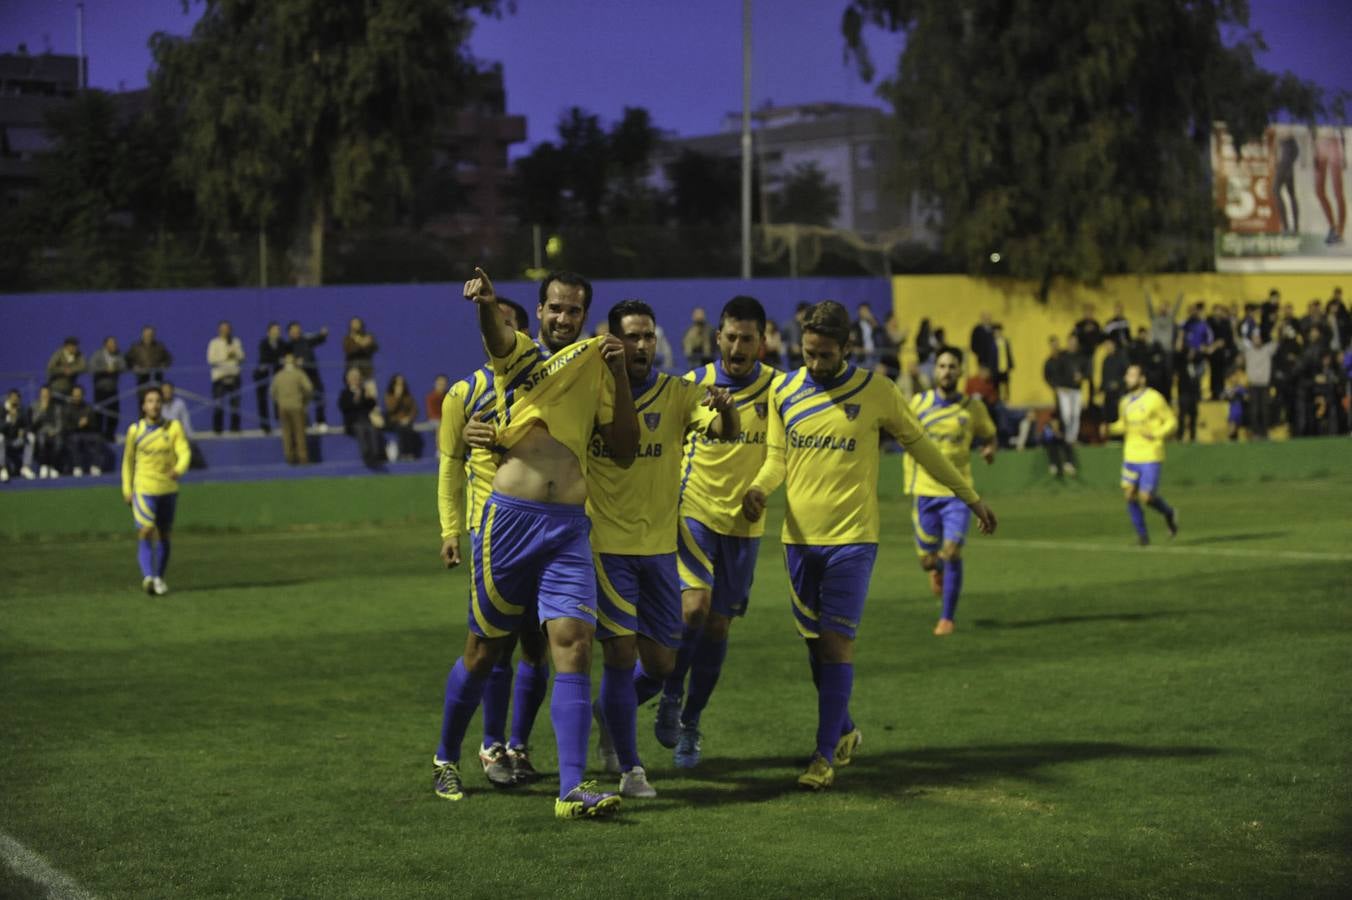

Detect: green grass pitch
[2,467,1349,898]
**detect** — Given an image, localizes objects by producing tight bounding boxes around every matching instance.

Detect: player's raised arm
[701,386,740,441]
[596,335,638,465]
[464,267,513,359]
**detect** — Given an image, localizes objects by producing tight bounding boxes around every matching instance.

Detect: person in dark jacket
[254,321,288,434]
[286,321,329,428]
[337,366,384,469]
[125,326,172,386]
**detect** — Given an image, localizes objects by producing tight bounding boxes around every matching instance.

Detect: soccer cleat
[0,467,8,482]
[834,728,863,767]
[673,724,703,769]
[933,618,954,636]
[20,466,35,480]
[143,577,156,596]
[433,759,466,801]
[39,465,50,479]
[797,753,835,791]
[619,766,658,798]
[1166,508,1179,539]
[73,467,84,477]
[478,742,515,788]
[554,781,621,819]
[90,465,102,476]
[654,693,682,748]
[153,577,169,596]
[1064,462,1078,477]
[592,700,621,774]
[1138,536,1150,547]
[506,745,541,784]
[928,568,942,597]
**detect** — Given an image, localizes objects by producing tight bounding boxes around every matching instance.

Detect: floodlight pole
[740,0,752,280]
[76,3,86,90]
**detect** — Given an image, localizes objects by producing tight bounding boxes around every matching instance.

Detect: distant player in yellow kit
[1105,363,1179,545]
[121,386,191,595]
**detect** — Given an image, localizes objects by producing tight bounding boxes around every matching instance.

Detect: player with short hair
[589,299,738,798]
[655,295,777,768]
[121,386,191,596]
[434,268,638,820]
[743,301,996,791]
[1105,363,1179,545]
[436,297,551,789]
[907,346,998,636]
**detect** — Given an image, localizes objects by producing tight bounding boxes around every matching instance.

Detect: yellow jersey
[490,330,615,471]
[751,364,978,545]
[904,390,996,498]
[678,361,777,538]
[587,371,718,555]
[1109,387,1177,463]
[437,366,501,539]
[121,418,190,496]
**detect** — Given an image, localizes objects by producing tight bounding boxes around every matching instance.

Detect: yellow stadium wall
[890,273,1351,407]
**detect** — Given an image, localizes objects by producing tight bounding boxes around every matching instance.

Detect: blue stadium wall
[0,278,891,421]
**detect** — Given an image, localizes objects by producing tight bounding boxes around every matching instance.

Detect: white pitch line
[0,829,97,900]
[988,537,1352,563]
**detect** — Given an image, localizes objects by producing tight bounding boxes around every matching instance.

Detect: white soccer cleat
[73,467,84,477]
[143,577,156,595]
[153,577,169,596]
[619,766,657,798]
[0,467,8,482]
[39,465,50,478]
[90,465,102,476]
[20,466,35,479]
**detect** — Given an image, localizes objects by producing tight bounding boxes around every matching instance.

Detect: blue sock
[155,538,171,577]
[1127,501,1148,540]
[681,634,728,727]
[663,625,701,699]
[633,660,663,707]
[808,649,854,736]
[509,661,548,749]
[941,558,964,621]
[815,662,854,762]
[137,538,154,578]
[601,663,641,771]
[550,672,591,797]
[436,659,487,764]
[481,662,512,748]
[1147,495,1174,519]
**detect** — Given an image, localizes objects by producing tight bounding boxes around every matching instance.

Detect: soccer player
[906,347,997,636]
[656,295,777,769]
[434,268,638,820]
[1105,363,1179,545]
[742,301,996,791]
[436,297,550,788]
[121,386,191,596]
[589,299,737,798]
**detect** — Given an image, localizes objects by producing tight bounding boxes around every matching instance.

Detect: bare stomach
[491,422,587,505]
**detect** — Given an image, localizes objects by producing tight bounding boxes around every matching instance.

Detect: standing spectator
[681,307,713,368]
[1238,303,1260,345]
[1259,288,1282,342]
[87,336,126,441]
[1325,292,1350,351]
[1145,290,1183,350]
[873,313,899,379]
[1295,326,1329,435]
[46,337,86,400]
[207,320,245,433]
[1241,329,1277,439]
[30,385,64,478]
[383,373,421,460]
[1129,326,1170,397]
[915,317,941,384]
[62,385,104,476]
[1176,355,1201,443]
[338,367,384,469]
[426,374,450,423]
[1206,303,1236,400]
[1073,304,1104,360]
[270,353,315,465]
[1310,346,1348,435]
[342,317,379,388]
[160,381,206,470]
[1103,302,1131,349]
[2,389,35,481]
[1179,303,1214,399]
[783,303,809,369]
[851,303,880,367]
[1100,338,1132,425]
[992,323,1014,401]
[1298,300,1324,337]
[1271,320,1304,431]
[970,312,998,375]
[653,322,674,371]
[254,322,287,434]
[126,326,172,386]
[1043,335,1086,444]
[285,321,329,429]
[1223,363,1248,441]
[763,320,785,368]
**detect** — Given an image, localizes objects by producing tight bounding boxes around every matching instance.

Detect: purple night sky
[2,0,1350,153]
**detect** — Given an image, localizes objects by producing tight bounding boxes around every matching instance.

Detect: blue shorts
[594,552,684,648]
[1121,462,1162,494]
[677,516,760,618]
[783,543,878,640]
[912,496,971,555]
[131,492,178,531]
[468,492,597,638]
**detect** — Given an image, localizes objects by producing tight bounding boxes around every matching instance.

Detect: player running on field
[1103,362,1179,545]
[742,302,996,791]
[905,346,998,636]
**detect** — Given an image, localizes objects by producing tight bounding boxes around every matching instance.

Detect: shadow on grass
[971,612,1173,629]
[649,741,1221,808]
[174,576,319,593]
[1181,531,1288,546]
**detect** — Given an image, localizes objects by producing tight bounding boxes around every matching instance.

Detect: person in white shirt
[206,320,245,433]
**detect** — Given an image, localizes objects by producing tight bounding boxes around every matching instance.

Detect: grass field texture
[2,459,1350,897]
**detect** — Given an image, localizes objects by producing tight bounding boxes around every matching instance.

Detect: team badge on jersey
[843,403,861,421]
[644,412,662,431]
[754,402,768,419]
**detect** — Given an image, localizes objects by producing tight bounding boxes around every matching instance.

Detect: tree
[770,162,841,226]
[666,149,741,227]
[842,0,1326,293]
[152,0,499,284]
